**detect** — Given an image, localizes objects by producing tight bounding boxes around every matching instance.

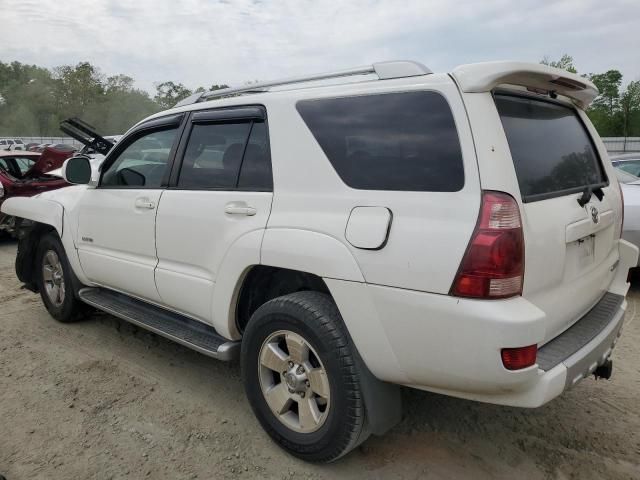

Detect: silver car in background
[613,154,640,265]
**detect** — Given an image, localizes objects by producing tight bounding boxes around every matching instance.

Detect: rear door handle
[225,202,256,216]
[135,198,156,210]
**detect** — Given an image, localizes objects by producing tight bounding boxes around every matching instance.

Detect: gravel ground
[0,238,639,479]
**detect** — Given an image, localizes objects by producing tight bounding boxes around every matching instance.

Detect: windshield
[495,93,606,202]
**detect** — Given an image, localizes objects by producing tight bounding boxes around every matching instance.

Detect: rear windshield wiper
[577,184,604,207]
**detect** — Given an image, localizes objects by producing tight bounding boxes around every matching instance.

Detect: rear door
[494,92,620,342]
[154,107,273,322]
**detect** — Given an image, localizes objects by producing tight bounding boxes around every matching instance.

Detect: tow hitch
[594,359,613,380]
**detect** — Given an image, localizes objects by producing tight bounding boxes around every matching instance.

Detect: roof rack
[174,60,432,108]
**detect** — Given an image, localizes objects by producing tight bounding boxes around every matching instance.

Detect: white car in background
[0,138,25,150]
[613,154,640,264]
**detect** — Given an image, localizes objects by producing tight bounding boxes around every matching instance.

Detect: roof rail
[174,60,431,108]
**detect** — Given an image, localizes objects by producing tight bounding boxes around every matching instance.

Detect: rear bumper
[410,292,626,408]
[327,239,638,408]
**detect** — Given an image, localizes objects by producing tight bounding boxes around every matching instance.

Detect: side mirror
[62,156,92,185]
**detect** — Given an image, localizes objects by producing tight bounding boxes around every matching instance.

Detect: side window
[14,157,34,174]
[178,122,252,189]
[238,122,272,190]
[101,128,178,188]
[177,120,272,191]
[296,91,464,192]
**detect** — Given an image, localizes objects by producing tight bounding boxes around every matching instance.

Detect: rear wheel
[241,291,366,462]
[36,233,87,322]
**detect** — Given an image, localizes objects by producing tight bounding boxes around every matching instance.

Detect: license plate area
[578,235,595,264]
[564,234,597,280]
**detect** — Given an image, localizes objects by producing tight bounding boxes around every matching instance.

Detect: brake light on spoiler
[451,191,524,299]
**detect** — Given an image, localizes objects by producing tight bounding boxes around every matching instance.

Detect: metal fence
[601,137,640,153]
[8,136,83,149]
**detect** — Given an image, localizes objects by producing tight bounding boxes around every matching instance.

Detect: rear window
[495,93,606,202]
[296,91,464,192]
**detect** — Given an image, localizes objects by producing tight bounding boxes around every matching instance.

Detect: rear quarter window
[495,93,607,202]
[296,91,464,192]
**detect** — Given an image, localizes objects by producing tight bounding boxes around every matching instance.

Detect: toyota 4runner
[2,60,637,462]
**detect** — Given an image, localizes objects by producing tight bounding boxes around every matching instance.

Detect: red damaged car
[0,147,73,235]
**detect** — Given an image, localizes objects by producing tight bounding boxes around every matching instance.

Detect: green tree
[154,81,193,109]
[620,80,640,137]
[540,54,578,73]
[587,70,624,136]
[53,62,105,117]
[589,70,623,115]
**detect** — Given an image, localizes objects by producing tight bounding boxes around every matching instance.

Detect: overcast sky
[2,0,639,93]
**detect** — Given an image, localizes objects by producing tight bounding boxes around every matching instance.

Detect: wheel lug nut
[305,380,310,387]
[300,391,305,398]
[288,361,294,368]
[297,366,304,374]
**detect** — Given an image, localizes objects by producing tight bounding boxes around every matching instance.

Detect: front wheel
[36,233,87,322]
[241,291,367,463]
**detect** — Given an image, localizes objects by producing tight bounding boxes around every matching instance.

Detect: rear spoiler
[59,117,115,156]
[451,61,598,109]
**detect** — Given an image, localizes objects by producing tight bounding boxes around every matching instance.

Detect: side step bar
[79,288,240,361]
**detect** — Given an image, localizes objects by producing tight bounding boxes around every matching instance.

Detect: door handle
[135,198,156,210]
[225,202,256,216]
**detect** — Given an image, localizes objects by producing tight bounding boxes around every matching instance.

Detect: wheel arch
[213,227,365,340]
[1,197,64,236]
[234,265,331,335]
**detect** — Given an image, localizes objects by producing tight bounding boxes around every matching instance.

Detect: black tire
[241,291,366,463]
[36,233,87,323]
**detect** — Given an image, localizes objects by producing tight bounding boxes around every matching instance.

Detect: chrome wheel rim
[258,330,331,433]
[42,250,65,307]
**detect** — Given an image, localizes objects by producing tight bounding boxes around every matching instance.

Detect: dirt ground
[0,239,639,480]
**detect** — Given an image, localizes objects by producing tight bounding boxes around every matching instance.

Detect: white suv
[2,60,637,462]
[0,138,25,150]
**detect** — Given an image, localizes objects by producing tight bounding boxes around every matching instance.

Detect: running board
[78,287,240,361]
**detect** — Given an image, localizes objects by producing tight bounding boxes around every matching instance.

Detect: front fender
[1,196,64,235]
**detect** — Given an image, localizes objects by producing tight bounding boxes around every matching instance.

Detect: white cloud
[1,0,639,93]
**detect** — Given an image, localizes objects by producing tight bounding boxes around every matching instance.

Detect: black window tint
[178,122,252,189]
[297,92,464,191]
[101,128,177,188]
[238,122,272,190]
[495,94,606,202]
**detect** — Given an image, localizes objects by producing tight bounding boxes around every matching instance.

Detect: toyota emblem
[590,206,599,224]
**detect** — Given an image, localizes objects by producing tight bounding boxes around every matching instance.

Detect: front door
[77,121,182,303]
[155,108,273,322]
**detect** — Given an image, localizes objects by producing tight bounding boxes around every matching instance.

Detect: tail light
[451,191,524,299]
[501,345,537,370]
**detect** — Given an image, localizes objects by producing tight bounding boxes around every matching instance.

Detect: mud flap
[353,346,402,438]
